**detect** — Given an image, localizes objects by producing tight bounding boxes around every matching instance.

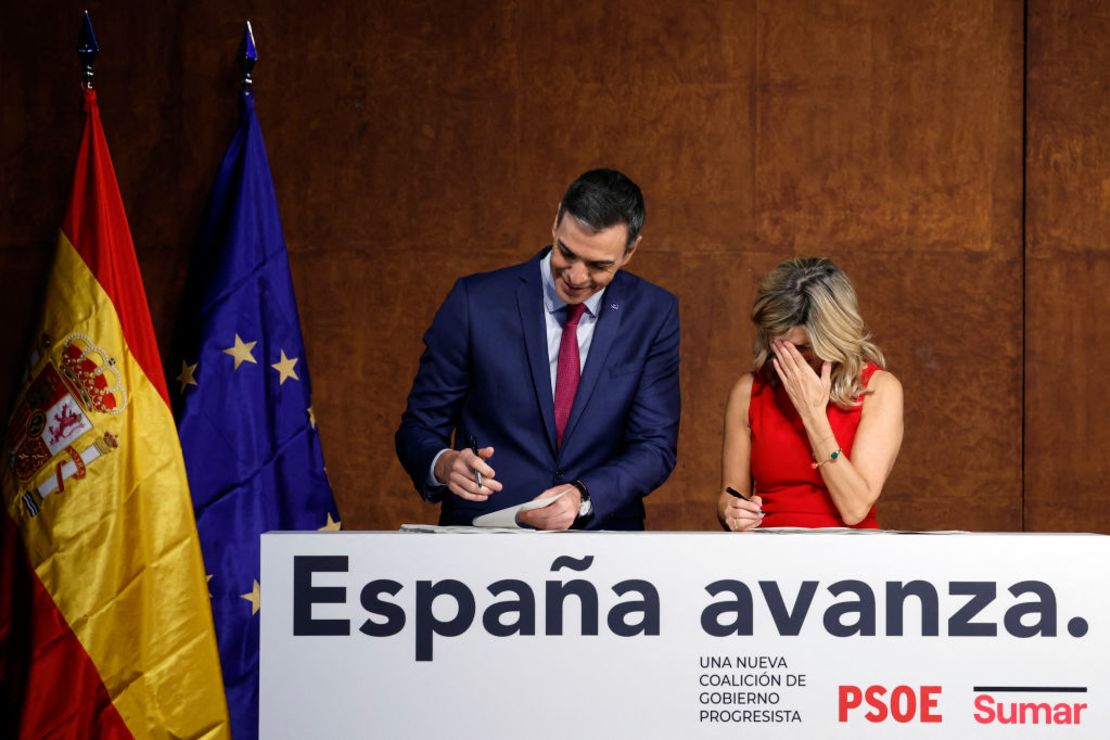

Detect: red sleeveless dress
[748,362,880,528]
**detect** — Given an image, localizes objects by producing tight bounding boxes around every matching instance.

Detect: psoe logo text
[838,685,942,723]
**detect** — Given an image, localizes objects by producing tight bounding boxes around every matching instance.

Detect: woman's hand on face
[771,340,831,419]
[718,492,764,532]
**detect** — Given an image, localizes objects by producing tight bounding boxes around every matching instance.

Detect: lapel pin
[610,303,619,311]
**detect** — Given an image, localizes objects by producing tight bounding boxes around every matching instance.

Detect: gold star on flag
[223,334,258,370]
[318,512,342,532]
[241,579,261,615]
[177,360,198,394]
[307,406,317,429]
[272,350,300,385]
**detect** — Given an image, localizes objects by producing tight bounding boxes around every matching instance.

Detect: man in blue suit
[396,169,679,530]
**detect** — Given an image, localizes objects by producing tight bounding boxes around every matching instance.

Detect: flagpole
[240,20,257,92]
[77,10,99,89]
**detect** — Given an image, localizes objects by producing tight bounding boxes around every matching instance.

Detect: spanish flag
[0,87,230,737]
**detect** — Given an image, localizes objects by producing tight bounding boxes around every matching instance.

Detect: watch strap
[570,480,591,518]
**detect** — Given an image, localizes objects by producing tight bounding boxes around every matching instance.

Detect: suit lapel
[517,269,557,454]
[561,275,625,450]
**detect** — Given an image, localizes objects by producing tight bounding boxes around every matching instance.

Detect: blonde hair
[752,257,885,406]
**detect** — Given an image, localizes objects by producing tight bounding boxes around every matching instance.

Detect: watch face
[579,499,593,517]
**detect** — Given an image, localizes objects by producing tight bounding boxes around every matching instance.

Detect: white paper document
[471,489,569,528]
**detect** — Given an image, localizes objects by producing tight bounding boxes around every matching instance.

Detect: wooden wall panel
[0,1,1033,533]
[1025,1,1110,531]
[755,2,1014,253]
[512,1,761,532]
[745,0,1025,530]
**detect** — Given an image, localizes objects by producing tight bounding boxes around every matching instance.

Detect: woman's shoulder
[729,372,756,401]
[862,367,903,407]
[725,372,757,416]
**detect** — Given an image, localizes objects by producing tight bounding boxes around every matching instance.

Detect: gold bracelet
[811,448,841,469]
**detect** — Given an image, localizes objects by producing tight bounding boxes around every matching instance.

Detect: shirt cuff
[426,448,452,491]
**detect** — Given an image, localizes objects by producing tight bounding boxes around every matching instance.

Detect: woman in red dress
[717,258,903,530]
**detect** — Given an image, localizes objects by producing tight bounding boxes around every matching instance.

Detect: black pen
[467,434,483,488]
[725,486,752,502]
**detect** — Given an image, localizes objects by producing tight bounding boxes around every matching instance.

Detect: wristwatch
[570,480,592,519]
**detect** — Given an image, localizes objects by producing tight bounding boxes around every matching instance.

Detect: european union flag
[171,86,338,740]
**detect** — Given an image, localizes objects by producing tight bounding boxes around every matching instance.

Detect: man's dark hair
[556,168,645,250]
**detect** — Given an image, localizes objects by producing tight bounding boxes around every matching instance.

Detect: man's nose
[568,261,589,285]
[572,260,599,284]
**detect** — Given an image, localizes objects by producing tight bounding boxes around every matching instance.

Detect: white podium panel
[261,531,1109,738]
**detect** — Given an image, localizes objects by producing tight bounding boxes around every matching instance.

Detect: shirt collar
[540,250,606,318]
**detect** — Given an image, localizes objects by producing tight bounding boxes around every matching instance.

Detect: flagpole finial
[239,21,258,91]
[77,10,99,89]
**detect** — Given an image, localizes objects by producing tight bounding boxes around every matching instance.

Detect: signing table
[260,530,1108,738]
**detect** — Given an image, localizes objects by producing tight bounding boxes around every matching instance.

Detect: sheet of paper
[471,489,569,529]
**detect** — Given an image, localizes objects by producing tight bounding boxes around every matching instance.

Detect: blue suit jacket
[396,248,680,530]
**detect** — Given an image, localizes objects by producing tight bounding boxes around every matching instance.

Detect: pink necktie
[554,302,587,447]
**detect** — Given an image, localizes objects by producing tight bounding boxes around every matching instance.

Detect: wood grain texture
[1025,0,1110,531]
[0,1,1051,534]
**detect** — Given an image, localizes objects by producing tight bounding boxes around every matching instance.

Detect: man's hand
[435,446,502,501]
[516,484,581,531]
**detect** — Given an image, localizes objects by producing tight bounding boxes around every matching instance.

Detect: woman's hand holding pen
[435,447,502,501]
[718,487,764,532]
